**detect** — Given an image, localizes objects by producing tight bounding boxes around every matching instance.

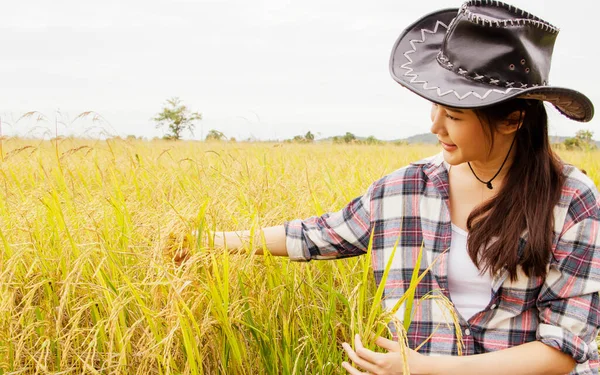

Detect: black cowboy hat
[389,0,594,122]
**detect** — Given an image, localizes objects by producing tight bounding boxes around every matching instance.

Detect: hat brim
[389,9,594,122]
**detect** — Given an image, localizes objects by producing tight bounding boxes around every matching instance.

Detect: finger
[355,334,386,363]
[342,342,379,374]
[375,336,401,352]
[341,361,369,375]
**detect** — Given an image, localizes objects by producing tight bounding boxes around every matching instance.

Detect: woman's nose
[430,105,445,135]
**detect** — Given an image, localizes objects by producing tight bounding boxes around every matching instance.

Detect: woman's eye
[445,113,458,121]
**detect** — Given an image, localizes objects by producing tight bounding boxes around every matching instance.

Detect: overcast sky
[1,0,598,140]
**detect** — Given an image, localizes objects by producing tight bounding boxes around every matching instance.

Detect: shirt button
[464,328,471,336]
[490,304,497,310]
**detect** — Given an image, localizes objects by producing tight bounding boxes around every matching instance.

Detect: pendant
[486,182,493,190]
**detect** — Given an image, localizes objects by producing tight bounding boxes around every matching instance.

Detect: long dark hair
[466,99,564,281]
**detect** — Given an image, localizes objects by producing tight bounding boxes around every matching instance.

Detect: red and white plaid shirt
[285,153,600,375]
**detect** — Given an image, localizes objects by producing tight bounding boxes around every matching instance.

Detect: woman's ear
[497,110,524,135]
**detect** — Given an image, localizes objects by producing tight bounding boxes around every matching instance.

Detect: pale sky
[1,0,598,141]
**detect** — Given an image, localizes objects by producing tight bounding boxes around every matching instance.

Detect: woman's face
[429,103,492,166]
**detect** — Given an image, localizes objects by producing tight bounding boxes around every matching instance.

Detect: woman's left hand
[341,334,429,375]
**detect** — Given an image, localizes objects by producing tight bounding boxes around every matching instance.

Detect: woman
[211,1,599,374]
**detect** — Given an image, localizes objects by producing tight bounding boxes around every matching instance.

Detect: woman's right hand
[165,225,289,266]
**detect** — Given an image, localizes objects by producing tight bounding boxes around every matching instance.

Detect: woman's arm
[211,181,376,261]
[429,341,576,375]
[211,225,288,257]
[343,336,576,375]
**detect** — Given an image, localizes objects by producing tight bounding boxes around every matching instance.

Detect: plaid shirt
[285,153,600,375]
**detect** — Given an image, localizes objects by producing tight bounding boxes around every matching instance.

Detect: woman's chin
[442,149,463,165]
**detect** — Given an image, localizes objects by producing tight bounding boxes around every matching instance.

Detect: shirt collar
[411,152,451,200]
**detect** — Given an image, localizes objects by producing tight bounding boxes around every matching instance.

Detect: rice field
[0,138,598,374]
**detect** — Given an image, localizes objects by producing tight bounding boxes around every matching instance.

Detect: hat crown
[438,1,558,89]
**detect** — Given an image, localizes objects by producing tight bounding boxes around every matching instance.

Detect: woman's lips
[439,140,457,151]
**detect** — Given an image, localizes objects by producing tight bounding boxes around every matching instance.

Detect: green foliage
[289,130,315,143]
[564,129,596,150]
[364,136,382,145]
[342,132,356,144]
[153,97,202,140]
[576,129,594,142]
[205,129,226,142]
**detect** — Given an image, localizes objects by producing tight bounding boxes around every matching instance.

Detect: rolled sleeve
[284,219,312,261]
[283,184,374,262]
[536,211,600,366]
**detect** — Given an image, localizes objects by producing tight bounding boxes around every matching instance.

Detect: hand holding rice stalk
[342,232,463,374]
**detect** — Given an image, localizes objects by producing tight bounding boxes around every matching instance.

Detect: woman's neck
[466,135,517,184]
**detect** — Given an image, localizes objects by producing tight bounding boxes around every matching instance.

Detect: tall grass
[0,138,597,374]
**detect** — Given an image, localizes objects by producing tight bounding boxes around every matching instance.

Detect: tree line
[153,97,596,148]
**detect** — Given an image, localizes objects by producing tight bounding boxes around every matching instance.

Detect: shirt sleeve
[536,207,600,365]
[283,183,374,262]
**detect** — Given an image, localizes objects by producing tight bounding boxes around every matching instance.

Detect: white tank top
[447,224,493,321]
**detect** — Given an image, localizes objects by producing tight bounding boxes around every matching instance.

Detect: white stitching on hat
[463,1,559,33]
[436,51,533,89]
[467,0,554,24]
[399,21,522,101]
[394,15,585,118]
[397,19,585,119]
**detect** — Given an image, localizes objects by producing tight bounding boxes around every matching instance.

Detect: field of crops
[0,138,598,374]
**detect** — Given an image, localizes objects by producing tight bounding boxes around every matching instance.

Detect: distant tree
[563,137,580,150]
[564,129,595,150]
[153,97,202,140]
[576,129,594,143]
[332,136,343,144]
[288,131,315,143]
[364,135,383,145]
[205,129,226,141]
[342,132,356,143]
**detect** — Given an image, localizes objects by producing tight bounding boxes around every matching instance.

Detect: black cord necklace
[467,117,520,190]
[468,159,505,190]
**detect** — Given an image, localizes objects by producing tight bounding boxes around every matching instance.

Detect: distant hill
[548,135,600,146]
[399,133,600,147]
[317,134,437,143]
[314,132,599,147]
[401,133,438,144]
